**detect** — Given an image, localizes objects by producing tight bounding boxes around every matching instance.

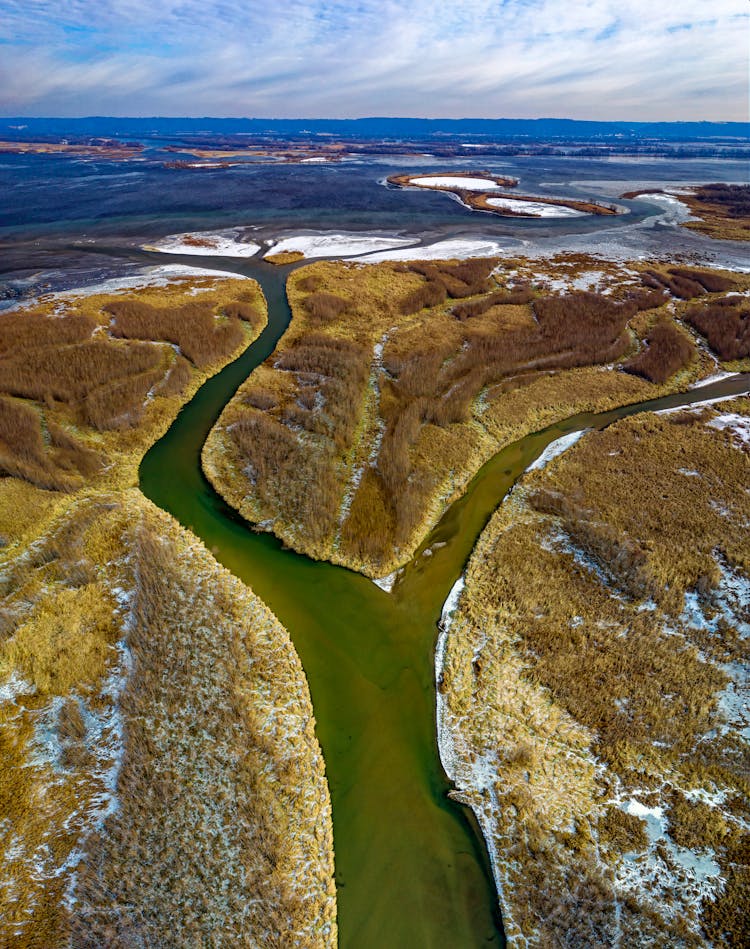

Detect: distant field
[0,140,143,159]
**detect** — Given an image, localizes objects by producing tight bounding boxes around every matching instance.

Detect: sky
[0,0,748,120]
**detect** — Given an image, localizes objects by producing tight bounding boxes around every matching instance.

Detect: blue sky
[1,0,747,119]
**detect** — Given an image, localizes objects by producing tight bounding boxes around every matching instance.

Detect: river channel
[139,256,749,947]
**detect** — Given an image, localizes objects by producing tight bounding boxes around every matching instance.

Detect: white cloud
[0,0,747,119]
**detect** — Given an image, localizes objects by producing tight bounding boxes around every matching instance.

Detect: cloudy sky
[0,0,747,119]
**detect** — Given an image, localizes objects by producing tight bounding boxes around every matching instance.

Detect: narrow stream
[139,256,749,947]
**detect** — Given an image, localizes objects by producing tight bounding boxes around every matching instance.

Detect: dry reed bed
[440,404,750,946]
[0,276,336,943]
[0,489,336,946]
[0,276,266,518]
[204,256,746,579]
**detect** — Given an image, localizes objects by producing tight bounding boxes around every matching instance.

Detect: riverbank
[622,184,750,242]
[437,394,750,945]
[0,272,337,945]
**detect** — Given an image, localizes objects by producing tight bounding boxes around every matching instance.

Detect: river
[139,255,749,947]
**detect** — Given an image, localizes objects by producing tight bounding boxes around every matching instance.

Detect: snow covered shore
[265,233,418,260]
[355,237,510,263]
[143,229,261,258]
[486,197,587,218]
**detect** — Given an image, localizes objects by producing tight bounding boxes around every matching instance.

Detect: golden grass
[266,250,306,265]
[0,273,336,945]
[204,255,742,578]
[0,486,336,947]
[0,276,266,511]
[443,403,750,945]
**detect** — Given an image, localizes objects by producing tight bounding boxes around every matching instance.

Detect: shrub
[399,280,447,314]
[106,299,246,367]
[641,270,705,300]
[302,292,349,325]
[685,299,750,360]
[622,320,695,383]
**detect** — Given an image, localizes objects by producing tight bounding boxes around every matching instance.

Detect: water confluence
[139,256,749,947]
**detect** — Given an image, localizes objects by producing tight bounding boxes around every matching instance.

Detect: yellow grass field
[440,400,750,946]
[0,276,337,945]
[204,255,748,579]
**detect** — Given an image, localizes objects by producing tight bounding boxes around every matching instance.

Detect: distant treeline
[3,116,747,145]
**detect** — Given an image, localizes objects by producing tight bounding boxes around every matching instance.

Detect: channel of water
[139,256,749,947]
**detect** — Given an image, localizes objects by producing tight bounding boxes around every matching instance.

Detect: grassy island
[204,255,747,580]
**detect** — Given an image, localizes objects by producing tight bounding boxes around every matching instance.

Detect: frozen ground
[7,265,246,310]
[265,232,418,260]
[486,197,586,218]
[354,238,511,263]
[527,431,587,472]
[408,175,504,191]
[143,229,260,258]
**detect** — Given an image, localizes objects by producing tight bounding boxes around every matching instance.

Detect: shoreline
[433,376,750,943]
[387,171,619,219]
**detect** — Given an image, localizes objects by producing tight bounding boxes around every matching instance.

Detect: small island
[388,171,618,217]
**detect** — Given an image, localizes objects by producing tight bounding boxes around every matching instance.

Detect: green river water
[139,257,750,948]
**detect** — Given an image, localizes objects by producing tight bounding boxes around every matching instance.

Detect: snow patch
[372,571,398,593]
[265,233,418,260]
[435,577,466,783]
[142,229,260,258]
[409,175,504,191]
[440,577,466,633]
[707,412,750,449]
[486,197,587,218]
[689,371,735,389]
[357,238,509,263]
[0,672,35,705]
[527,430,587,472]
[625,800,664,821]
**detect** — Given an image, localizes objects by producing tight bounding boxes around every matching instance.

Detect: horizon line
[3,115,749,127]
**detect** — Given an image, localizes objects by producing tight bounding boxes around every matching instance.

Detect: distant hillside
[2,116,748,143]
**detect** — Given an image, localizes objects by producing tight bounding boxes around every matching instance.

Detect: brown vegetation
[683,184,750,241]
[303,291,350,324]
[266,250,306,265]
[105,297,253,368]
[0,397,102,491]
[443,405,750,944]
[0,276,265,495]
[0,489,336,946]
[204,255,736,577]
[685,296,750,361]
[622,318,695,383]
[622,184,750,241]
